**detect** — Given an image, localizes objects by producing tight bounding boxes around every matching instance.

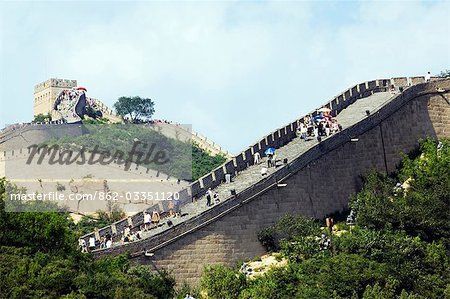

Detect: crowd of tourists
[54,88,83,120]
[148,119,178,125]
[120,225,143,244]
[80,202,187,252]
[254,109,342,177]
[297,111,342,143]
[79,234,113,253]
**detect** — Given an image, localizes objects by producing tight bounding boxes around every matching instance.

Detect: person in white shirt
[425,71,431,82]
[79,239,88,253]
[144,211,151,231]
[300,123,307,142]
[254,152,261,165]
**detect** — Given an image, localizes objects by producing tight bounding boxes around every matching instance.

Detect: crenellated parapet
[34,78,78,93]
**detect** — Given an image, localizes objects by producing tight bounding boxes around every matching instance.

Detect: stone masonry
[93,78,449,286]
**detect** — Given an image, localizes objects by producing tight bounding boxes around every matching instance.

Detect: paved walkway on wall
[111,91,393,245]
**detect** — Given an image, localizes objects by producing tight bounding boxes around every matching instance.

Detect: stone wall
[92,79,450,285]
[82,76,425,246]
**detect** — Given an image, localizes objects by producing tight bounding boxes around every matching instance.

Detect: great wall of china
[73,76,450,285]
[2,76,450,286]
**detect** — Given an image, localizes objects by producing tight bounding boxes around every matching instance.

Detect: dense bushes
[0,178,176,299]
[352,138,450,243]
[257,215,321,253]
[191,143,226,181]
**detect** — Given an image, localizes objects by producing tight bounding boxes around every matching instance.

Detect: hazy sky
[1,1,449,154]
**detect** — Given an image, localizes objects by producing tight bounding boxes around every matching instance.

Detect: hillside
[42,124,227,181]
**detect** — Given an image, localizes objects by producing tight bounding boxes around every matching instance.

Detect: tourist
[130,232,136,242]
[267,153,274,168]
[306,116,314,137]
[425,71,431,82]
[174,200,181,218]
[106,237,112,248]
[100,236,106,249]
[124,225,131,236]
[152,209,160,228]
[79,238,88,253]
[300,122,307,142]
[135,229,142,240]
[332,119,339,134]
[253,151,261,165]
[214,192,220,203]
[325,122,331,136]
[144,211,151,231]
[389,84,396,95]
[206,188,213,207]
[124,233,132,243]
[168,200,175,217]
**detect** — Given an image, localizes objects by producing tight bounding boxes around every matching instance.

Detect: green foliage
[257,215,321,252]
[0,178,176,299]
[238,266,297,299]
[114,96,155,123]
[0,180,76,254]
[33,113,52,123]
[82,117,110,125]
[199,264,246,299]
[335,228,450,297]
[192,144,226,181]
[175,283,201,299]
[352,138,450,243]
[362,283,396,299]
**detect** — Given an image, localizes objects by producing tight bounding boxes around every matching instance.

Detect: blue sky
[1,1,449,154]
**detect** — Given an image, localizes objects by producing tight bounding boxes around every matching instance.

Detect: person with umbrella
[265,148,275,167]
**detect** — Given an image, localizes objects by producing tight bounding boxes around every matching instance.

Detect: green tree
[33,113,52,123]
[200,264,246,299]
[114,96,155,123]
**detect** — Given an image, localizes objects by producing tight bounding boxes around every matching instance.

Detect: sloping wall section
[94,78,449,285]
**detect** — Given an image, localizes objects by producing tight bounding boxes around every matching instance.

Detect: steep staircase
[132,91,393,240]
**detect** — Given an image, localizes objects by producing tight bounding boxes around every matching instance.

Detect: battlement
[34,78,78,93]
